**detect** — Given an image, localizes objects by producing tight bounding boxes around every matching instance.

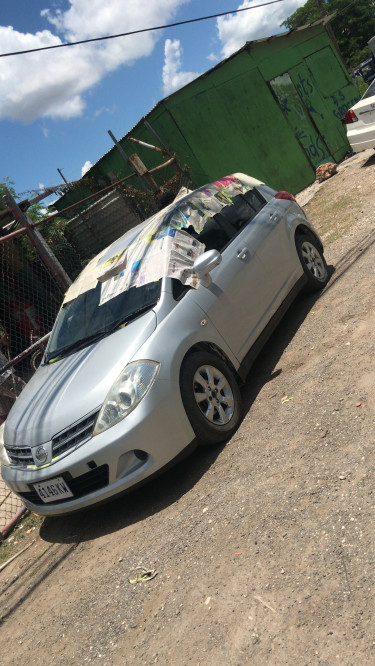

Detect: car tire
[296,233,329,292]
[180,351,242,446]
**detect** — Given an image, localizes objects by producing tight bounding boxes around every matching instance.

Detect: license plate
[33,476,74,503]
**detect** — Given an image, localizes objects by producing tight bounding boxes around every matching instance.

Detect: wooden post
[108,130,158,211]
[144,120,186,174]
[3,189,71,294]
[127,153,160,195]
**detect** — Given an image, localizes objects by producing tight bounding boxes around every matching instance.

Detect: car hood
[5,310,157,447]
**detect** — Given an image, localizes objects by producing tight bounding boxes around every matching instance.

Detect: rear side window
[219,189,266,231]
[184,188,267,254]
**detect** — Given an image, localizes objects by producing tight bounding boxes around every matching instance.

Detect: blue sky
[0,0,304,203]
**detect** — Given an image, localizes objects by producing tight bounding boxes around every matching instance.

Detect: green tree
[0,180,67,261]
[281,0,375,68]
[0,178,17,211]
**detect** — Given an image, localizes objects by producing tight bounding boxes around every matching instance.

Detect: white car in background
[344,80,375,153]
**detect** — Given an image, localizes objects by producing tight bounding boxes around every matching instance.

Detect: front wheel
[296,233,328,292]
[180,351,242,446]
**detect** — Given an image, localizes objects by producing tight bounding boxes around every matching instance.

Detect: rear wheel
[296,233,328,292]
[180,351,242,446]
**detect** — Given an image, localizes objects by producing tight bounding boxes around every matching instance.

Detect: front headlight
[0,422,10,467]
[93,360,160,436]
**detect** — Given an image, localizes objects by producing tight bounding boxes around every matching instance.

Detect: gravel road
[1,150,375,665]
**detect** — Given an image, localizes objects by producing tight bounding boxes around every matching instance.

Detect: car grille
[52,411,98,458]
[5,445,34,466]
[5,411,99,466]
[18,464,109,505]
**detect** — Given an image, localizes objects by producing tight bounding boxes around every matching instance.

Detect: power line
[0,1,286,58]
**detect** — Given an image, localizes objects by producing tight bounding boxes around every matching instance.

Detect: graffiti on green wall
[304,47,360,124]
[294,72,325,121]
[269,73,332,168]
[330,90,360,120]
[294,67,359,121]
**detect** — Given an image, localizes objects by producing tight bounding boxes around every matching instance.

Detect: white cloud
[162,38,200,95]
[0,0,191,122]
[207,53,219,63]
[42,127,50,138]
[81,160,93,176]
[93,106,116,118]
[217,0,306,59]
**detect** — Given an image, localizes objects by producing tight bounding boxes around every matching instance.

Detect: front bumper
[2,377,195,516]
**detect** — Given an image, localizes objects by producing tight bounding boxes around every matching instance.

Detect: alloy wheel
[301,240,327,281]
[193,364,235,425]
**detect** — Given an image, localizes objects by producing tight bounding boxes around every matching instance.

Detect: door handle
[236,247,249,260]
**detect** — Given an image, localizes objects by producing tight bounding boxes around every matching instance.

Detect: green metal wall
[154,24,359,193]
[56,24,359,213]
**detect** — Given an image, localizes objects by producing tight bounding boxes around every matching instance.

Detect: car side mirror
[193,249,222,287]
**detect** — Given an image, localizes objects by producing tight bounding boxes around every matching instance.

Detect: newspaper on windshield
[99,227,203,305]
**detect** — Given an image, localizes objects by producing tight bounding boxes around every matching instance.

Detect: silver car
[0,174,328,516]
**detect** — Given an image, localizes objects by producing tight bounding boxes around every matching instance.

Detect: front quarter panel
[138,296,240,382]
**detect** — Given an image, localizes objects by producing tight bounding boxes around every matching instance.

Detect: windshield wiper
[108,301,158,332]
[46,302,158,363]
[46,330,110,363]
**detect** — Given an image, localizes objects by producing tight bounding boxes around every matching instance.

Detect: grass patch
[0,512,43,565]
[304,190,358,244]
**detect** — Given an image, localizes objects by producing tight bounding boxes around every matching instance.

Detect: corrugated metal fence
[65,190,142,260]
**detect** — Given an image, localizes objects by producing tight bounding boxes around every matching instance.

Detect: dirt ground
[1,150,375,665]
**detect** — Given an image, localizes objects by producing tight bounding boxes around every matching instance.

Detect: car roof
[63,173,264,305]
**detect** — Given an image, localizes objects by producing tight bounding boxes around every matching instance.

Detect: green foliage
[281,0,318,29]
[0,177,16,210]
[353,77,369,97]
[281,0,375,69]
[1,179,68,262]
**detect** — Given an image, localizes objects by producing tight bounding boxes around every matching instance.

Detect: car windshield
[362,79,375,100]
[46,279,161,362]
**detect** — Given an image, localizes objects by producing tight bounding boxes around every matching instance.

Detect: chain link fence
[0,484,24,533]
[0,181,151,424]
[0,203,86,533]
[0,162,181,533]
[0,182,144,532]
[0,234,66,385]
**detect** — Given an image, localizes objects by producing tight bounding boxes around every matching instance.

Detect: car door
[187,196,278,361]
[249,192,302,310]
